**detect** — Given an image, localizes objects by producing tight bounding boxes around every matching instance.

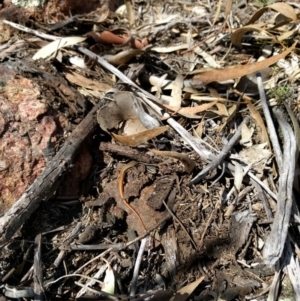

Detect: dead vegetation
[0,0,300,300]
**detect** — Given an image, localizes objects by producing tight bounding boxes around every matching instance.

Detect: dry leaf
[65,72,111,91]
[237,144,272,178]
[164,101,219,119]
[233,161,244,194]
[244,96,269,145]
[152,44,189,53]
[86,31,148,49]
[195,116,205,137]
[33,37,86,60]
[170,74,184,107]
[208,87,228,117]
[94,6,110,23]
[193,42,296,83]
[169,276,204,301]
[97,91,147,134]
[104,49,142,65]
[231,24,270,48]
[112,126,169,147]
[277,29,297,41]
[218,103,237,132]
[240,123,254,147]
[150,149,195,173]
[101,259,115,295]
[246,2,297,25]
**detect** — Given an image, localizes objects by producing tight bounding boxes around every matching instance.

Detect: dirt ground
[0,0,300,300]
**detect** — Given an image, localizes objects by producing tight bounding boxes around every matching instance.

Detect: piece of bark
[0,100,104,244]
[146,176,175,210]
[99,142,161,164]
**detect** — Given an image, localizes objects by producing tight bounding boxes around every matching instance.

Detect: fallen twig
[256,72,282,168]
[189,117,250,185]
[130,237,147,296]
[263,107,296,265]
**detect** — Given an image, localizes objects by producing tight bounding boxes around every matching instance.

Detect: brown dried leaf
[86,30,147,49]
[169,276,205,301]
[65,72,111,91]
[208,87,228,116]
[193,42,296,83]
[104,49,142,65]
[164,101,218,118]
[277,29,296,41]
[244,97,269,145]
[112,126,169,147]
[150,149,195,173]
[231,24,269,48]
[246,2,297,25]
[195,115,205,137]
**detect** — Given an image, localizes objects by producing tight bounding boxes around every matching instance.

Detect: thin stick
[130,237,147,296]
[256,72,282,169]
[163,200,197,249]
[189,117,250,185]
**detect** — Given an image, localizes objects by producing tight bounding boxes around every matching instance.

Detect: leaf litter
[0,0,300,300]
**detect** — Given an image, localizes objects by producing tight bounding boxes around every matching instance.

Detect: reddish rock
[0,65,66,210]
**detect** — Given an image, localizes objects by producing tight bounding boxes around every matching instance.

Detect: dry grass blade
[212,0,222,26]
[125,0,135,26]
[224,0,233,25]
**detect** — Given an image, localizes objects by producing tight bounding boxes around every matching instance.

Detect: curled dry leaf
[85,31,148,49]
[246,2,297,25]
[101,258,115,295]
[192,42,296,83]
[97,91,148,135]
[231,3,297,47]
[112,126,169,147]
[103,49,142,65]
[231,24,270,48]
[150,149,196,173]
